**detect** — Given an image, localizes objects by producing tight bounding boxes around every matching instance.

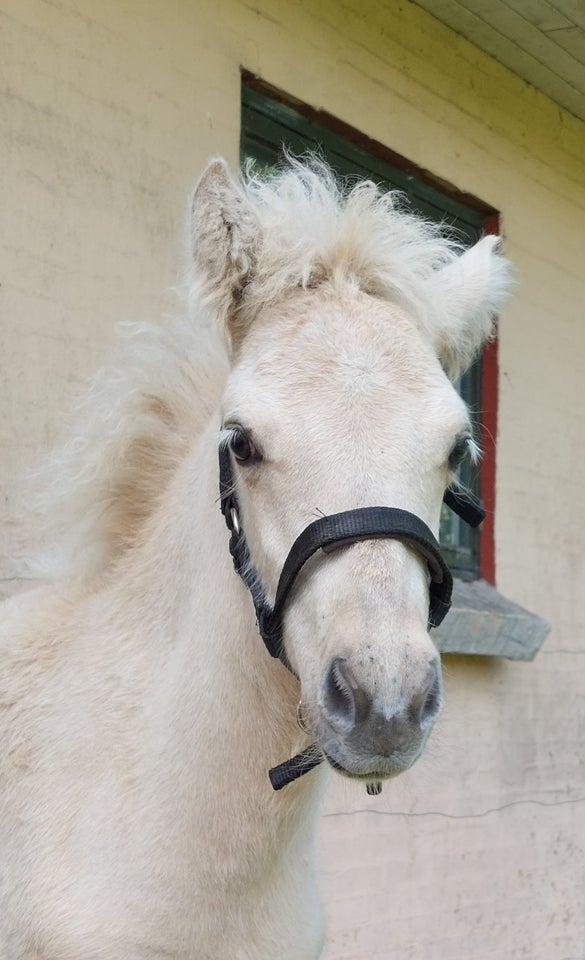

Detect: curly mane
[26,314,227,579]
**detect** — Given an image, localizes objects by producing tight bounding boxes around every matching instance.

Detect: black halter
[218,445,485,789]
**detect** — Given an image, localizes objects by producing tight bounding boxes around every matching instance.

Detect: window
[240,73,499,583]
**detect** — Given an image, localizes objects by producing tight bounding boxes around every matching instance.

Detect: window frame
[240,70,499,585]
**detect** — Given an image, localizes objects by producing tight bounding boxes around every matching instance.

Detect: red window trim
[479,213,500,585]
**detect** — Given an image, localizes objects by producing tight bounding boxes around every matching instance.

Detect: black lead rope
[219,445,485,790]
[268,751,324,791]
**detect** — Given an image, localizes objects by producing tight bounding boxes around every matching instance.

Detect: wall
[1,0,584,957]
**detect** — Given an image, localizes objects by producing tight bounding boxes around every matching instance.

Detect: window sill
[434,578,550,661]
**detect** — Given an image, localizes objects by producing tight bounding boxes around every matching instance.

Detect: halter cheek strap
[443,484,485,528]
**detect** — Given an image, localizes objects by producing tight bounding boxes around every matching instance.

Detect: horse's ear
[426,235,512,380]
[190,159,261,347]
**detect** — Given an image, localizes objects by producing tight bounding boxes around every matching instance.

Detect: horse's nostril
[322,657,357,731]
[418,663,442,728]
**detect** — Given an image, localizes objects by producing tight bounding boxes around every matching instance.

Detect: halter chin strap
[218,445,485,788]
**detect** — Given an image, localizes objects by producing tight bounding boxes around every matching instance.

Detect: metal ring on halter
[230,506,240,536]
[296,701,312,735]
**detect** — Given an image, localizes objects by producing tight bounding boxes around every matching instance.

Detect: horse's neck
[111,419,326,886]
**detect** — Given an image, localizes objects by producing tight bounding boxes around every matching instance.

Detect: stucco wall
[2,1,584,957]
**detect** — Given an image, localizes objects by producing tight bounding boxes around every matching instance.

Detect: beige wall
[2,0,585,957]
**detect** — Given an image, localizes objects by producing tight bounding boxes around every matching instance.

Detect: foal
[0,158,510,958]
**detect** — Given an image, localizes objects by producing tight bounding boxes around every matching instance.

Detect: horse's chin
[320,745,419,783]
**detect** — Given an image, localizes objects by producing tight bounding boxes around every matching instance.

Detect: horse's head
[190,159,510,784]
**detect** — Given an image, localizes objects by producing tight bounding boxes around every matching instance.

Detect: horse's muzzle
[316,655,443,778]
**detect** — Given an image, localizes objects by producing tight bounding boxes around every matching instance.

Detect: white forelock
[237,156,467,323]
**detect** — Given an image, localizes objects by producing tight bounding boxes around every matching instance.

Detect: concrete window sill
[434,578,550,661]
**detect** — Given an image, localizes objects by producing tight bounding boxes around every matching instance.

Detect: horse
[0,158,510,959]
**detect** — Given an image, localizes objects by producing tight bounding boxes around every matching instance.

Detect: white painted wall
[1,0,584,956]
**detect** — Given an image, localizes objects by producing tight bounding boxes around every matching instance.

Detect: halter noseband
[218,444,485,789]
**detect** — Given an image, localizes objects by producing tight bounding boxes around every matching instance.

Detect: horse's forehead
[263,286,419,347]
[233,288,454,414]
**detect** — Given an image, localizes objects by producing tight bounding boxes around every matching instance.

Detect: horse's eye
[230,429,259,464]
[449,435,471,470]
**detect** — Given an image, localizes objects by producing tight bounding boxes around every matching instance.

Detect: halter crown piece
[218,445,485,791]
